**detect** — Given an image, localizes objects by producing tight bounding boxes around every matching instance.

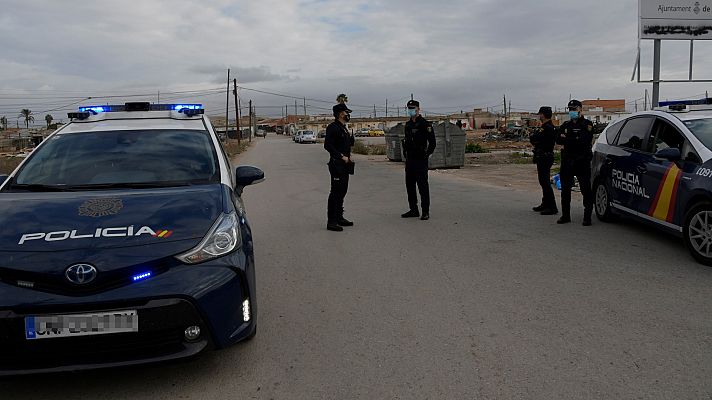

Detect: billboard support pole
[689,40,695,81]
[652,39,661,108]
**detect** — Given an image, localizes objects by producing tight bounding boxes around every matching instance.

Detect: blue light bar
[76,104,204,113]
[659,98,712,107]
[132,271,152,282]
[173,104,203,110]
[78,106,107,113]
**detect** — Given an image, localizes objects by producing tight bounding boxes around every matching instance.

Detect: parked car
[355,128,370,137]
[591,98,712,266]
[318,130,326,138]
[368,129,385,137]
[296,130,316,144]
[0,102,263,374]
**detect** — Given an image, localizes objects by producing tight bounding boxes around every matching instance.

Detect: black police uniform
[403,114,436,215]
[556,115,595,222]
[324,118,354,225]
[530,119,557,212]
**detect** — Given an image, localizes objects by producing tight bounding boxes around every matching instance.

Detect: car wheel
[594,180,614,222]
[683,202,712,266]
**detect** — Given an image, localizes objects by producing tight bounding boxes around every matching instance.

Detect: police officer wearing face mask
[324,103,355,232]
[401,99,436,220]
[530,106,558,215]
[556,99,595,226]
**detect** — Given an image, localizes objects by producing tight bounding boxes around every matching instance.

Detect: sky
[1,0,711,125]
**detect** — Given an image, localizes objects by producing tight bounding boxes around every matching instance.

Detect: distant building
[582,99,626,113]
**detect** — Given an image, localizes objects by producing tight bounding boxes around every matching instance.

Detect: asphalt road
[3,135,712,399]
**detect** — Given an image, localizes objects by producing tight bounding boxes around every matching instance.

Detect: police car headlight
[176,213,242,264]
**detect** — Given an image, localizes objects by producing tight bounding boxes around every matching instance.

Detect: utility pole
[303,97,307,119]
[294,100,298,119]
[233,78,240,144]
[652,39,661,108]
[373,104,377,119]
[385,99,388,118]
[503,94,507,129]
[249,100,253,142]
[157,90,160,104]
[225,68,230,136]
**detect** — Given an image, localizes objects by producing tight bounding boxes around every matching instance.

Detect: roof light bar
[658,98,712,107]
[76,103,204,113]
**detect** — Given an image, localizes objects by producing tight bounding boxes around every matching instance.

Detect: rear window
[605,120,625,144]
[616,117,653,151]
[684,118,712,151]
[12,129,219,187]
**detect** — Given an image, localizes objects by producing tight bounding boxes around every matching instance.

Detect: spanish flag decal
[648,164,683,223]
[153,230,174,238]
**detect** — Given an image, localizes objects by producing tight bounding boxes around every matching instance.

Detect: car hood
[0,184,225,252]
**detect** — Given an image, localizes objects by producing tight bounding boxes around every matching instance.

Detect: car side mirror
[235,166,264,188]
[0,175,7,186]
[654,147,681,162]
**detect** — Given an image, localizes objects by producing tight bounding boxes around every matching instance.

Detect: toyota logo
[65,264,98,285]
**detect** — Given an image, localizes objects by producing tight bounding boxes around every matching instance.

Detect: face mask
[343,114,351,122]
[407,109,417,118]
[569,111,579,120]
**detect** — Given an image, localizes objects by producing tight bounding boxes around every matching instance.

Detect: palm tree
[0,116,7,130]
[336,94,348,104]
[45,114,53,129]
[19,109,34,129]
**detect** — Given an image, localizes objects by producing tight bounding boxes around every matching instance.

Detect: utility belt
[533,150,554,164]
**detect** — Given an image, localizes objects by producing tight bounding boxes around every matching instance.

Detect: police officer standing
[324,102,355,232]
[556,99,595,226]
[530,106,558,215]
[401,99,436,220]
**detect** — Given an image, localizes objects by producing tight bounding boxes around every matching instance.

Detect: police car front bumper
[0,259,256,376]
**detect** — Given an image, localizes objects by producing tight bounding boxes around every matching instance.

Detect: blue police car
[592,98,712,265]
[0,102,264,374]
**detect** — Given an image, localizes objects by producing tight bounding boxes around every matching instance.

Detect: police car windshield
[684,119,712,150]
[10,129,220,189]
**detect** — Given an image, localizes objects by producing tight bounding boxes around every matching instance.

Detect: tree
[19,109,34,129]
[0,116,7,130]
[45,114,53,129]
[336,94,348,104]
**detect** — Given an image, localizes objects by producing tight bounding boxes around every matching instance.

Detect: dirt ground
[0,156,22,175]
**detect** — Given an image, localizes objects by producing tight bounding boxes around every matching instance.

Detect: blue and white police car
[591,98,712,265]
[0,102,264,374]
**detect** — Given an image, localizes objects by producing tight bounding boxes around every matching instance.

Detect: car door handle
[604,159,613,165]
[636,165,647,174]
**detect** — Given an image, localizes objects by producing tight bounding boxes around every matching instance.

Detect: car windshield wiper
[6,183,71,192]
[63,180,210,190]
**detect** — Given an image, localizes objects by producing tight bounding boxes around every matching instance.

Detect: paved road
[3,135,712,399]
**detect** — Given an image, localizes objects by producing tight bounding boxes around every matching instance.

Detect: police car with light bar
[0,102,264,374]
[591,98,712,265]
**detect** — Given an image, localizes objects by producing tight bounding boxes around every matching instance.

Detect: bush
[222,140,251,158]
[465,141,490,153]
[352,140,386,156]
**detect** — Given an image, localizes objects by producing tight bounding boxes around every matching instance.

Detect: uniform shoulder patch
[427,126,433,133]
[587,124,593,132]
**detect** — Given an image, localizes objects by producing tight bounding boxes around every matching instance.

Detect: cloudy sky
[1,0,711,124]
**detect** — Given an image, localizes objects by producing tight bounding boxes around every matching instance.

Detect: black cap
[538,106,553,118]
[568,99,582,109]
[333,103,352,116]
[407,100,420,108]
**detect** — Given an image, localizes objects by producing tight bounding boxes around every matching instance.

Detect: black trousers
[327,168,349,223]
[536,157,557,210]
[405,159,430,213]
[560,158,593,218]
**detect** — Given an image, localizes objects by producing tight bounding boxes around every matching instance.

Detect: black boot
[532,204,546,212]
[420,212,430,221]
[338,217,354,227]
[582,212,592,226]
[401,210,420,218]
[540,208,559,216]
[327,222,344,232]
[557,215,571,224]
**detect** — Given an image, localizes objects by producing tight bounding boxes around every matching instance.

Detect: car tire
[683,202,712,267]
[594,180,614,222]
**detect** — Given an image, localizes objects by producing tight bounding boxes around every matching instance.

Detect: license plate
[24,310,138,340]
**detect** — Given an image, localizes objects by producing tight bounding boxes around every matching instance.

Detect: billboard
[640,0,712,39]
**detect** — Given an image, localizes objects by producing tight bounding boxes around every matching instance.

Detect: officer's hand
[342,156,350,163]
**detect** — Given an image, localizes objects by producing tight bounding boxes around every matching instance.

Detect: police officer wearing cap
[401,99,436,220]
[556,99,595,226]
[324,102,355,232]
[530,106,558,215]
